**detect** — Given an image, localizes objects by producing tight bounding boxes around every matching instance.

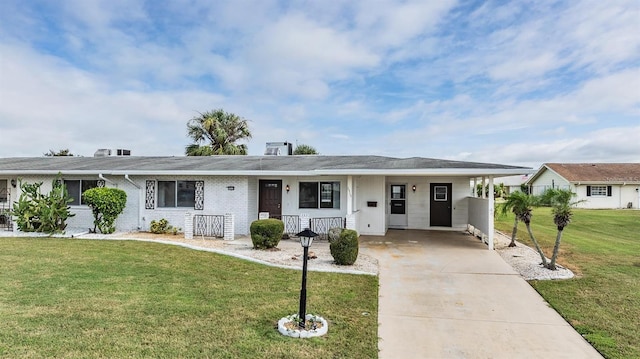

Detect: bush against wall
[82,187,127,234]
[250,219,284,249]
[11,176,75,234]
[330,229,359,265]
[150,218,180,235]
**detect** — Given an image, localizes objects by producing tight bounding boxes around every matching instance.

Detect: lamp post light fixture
[295,228,319,329]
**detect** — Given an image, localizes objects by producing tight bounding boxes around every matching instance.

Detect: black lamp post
[295,228,319,329]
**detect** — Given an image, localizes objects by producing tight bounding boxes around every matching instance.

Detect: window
[64,180,99,205]
[0,179,7,202]
[299,181,340,209]
[587,185,610,197]
[158,180,196,208]
[391,185,405,199]
[434,186,448,201]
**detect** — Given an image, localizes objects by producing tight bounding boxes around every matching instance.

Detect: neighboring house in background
[527,163,640,209]
[492,174,531,195]
[0,154,530,249]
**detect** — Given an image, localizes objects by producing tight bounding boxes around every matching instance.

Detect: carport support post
[488,176,495,250]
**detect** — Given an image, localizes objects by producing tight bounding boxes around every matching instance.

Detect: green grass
[0,238,378,358]
[495,208,640,359]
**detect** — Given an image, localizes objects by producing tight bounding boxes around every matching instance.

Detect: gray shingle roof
[0,155,530,175]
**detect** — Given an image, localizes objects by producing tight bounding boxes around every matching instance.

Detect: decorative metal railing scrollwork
[0,191,12,231]
[310,217,346,240]
[193,214,224,238]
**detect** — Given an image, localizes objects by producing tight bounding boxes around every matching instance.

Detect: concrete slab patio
[360,230,603,359]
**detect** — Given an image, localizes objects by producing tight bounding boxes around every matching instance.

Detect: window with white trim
[299,181,340,209]
[590,185,607,196]
[64,180,99,205]
[158,180,196,208]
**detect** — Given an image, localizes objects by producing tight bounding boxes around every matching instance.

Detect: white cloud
[0,0,638,165]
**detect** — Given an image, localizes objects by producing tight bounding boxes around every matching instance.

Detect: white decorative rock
[277,314,328,338]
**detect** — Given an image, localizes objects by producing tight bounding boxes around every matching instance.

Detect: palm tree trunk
[547,229,563,270]
[509,218,518,247]
[525,222,547,266]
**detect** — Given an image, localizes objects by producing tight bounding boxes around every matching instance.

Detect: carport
[360,230,603,359]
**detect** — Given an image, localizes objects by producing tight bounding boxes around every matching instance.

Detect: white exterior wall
[138,175,250,235]
[385,176,470,230]
[622,185,640,209]
[529,169,571,195]
[11,175,140,232]
[247,177,259,225]
[354,176,386,235]
[574,184,640,209]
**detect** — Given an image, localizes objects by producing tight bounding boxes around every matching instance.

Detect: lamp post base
[278,313,328,338]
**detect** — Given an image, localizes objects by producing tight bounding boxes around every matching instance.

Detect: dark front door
[259,180,282,217]
[430,183,452,227]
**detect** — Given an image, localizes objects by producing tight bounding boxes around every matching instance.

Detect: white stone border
[278,314,328,338]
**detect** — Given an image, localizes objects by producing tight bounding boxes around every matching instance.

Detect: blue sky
[0,0,638,168]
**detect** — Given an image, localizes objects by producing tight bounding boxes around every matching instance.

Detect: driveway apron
[360,230,603,359]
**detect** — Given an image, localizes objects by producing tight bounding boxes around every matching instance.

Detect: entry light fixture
[10,179,17,188]
[286,184,290,193]
[412,185,416,192]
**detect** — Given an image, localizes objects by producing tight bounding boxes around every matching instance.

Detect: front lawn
[0,238,378,358]
[495,208,640,359]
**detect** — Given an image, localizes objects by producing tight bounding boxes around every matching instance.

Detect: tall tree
[44,148,73,156]
[500,191,547,265]
[293,144,318,155]
[539,188,580,270]
[185,109,251,156]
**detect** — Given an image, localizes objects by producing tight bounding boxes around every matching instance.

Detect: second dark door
[430,183,452,227]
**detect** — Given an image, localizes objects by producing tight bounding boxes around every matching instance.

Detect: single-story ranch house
[0,154,531,250]
[527,163,640,209]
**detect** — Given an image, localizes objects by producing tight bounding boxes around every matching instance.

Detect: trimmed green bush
[250,219,284,249]
[82,187,127,234]
[330,229,359,265]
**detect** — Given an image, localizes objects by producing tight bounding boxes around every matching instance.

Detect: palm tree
[500,191,548,266]
[293,144,318,155]
[539,188,579,270]
[44,148,73,156]
[185,109,251,156]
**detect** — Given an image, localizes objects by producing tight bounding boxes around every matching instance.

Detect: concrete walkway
[360,230,603,359]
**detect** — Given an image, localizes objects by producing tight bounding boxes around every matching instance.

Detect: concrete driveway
[360,230,603,359]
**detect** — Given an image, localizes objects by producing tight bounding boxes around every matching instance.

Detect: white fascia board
[1,168,533,177]
[572,181,640,185]
[311,168,534,176]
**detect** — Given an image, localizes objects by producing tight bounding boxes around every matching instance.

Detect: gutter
[124,174,141,188]
[98,173,115,185]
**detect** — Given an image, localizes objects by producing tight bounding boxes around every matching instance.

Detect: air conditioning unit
[94,149,112,157]
[94,149,131,157]
[264,142,292,156]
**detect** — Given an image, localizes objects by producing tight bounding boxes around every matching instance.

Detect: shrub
[82,187,127,234]
[11,175,75,234]
[149,218,180,235]
[250,219,284,249]
[330,229,359,265]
